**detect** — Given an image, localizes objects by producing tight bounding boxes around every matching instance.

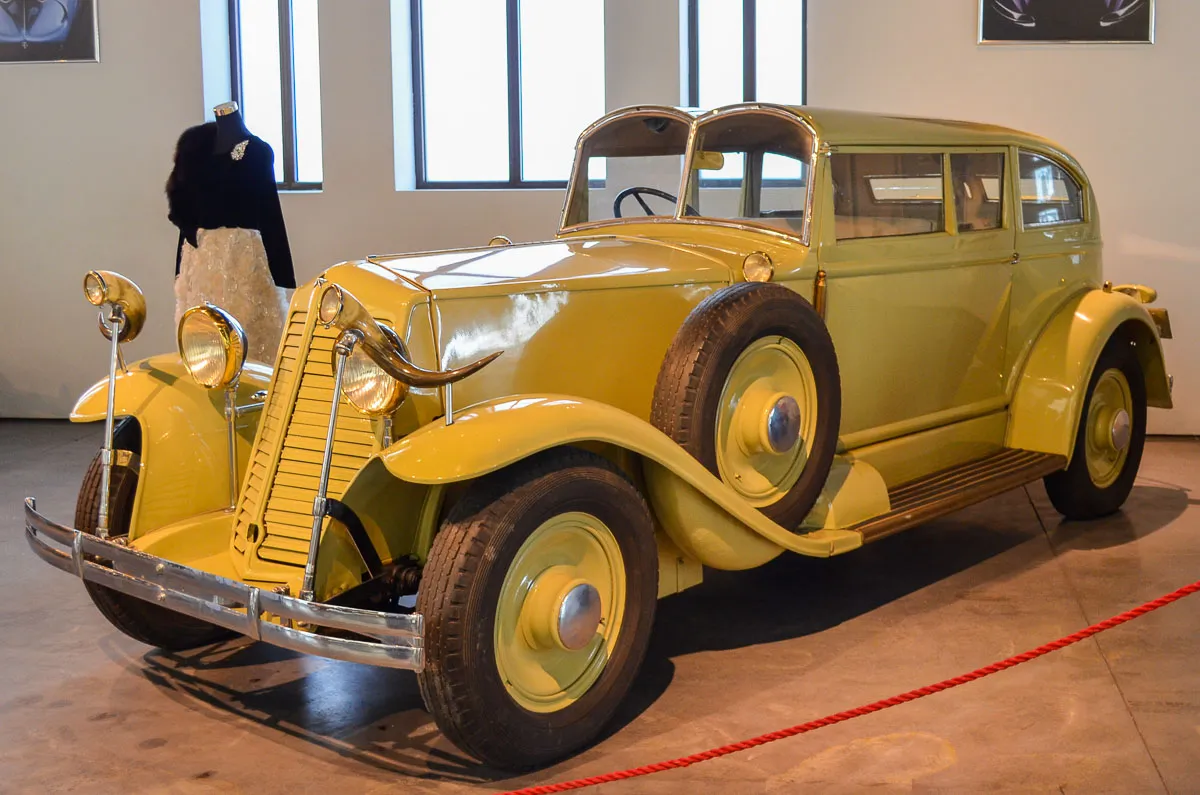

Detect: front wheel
[1043,334,1147,520]
[75,450,233,651]
[416,448,658,770]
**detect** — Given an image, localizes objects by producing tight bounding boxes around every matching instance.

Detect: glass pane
[689,113,814,235]
[755,0,804,104]
[239,0,284,182]
[585,155,686,223]
[831,152,945,240]
[697,0,743,109]
[292,0,323,183]
[421,0,509,182]
[1019,151,1083,227]
[519,0,604,182]
[951,152,1005,232]
[563,114,690,226]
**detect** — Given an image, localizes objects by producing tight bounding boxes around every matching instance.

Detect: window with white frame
[686,0,806,184]
[686,0,806,109]
[229,0,323,189]
[410,0,606,188]
[686,0,806,183]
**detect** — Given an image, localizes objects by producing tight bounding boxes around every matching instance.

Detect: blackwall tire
[74,452,234,651]
[651,281,841,529]
[1044,334,1147,520]
[416,448,657,770]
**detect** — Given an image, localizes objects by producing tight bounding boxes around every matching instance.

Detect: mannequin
[167,101,295,363]
[212,100,252,155]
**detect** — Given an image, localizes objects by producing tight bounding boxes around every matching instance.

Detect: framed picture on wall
[0,0,99,63]
[980,0,1154,43]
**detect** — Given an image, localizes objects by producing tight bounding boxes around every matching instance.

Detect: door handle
[1011,253,1021,265]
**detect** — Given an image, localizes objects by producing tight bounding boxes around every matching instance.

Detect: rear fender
[1007,289,1171,462]
[71,354,273,538]
[376,395,863,570]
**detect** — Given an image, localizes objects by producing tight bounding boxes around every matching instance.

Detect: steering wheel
[613,186,699,219]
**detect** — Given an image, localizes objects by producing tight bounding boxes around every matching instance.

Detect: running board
[852,449,1066,543]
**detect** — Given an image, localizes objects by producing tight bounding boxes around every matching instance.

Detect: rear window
[1019,151,1084,228]
[832,152,945,240]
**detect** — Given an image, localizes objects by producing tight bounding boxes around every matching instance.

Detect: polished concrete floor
[2,420,1199,794]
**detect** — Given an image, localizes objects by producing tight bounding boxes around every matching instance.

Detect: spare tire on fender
[650,281,841,530]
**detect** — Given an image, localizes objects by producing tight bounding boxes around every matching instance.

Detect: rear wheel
[416,449,657,770]
[75,449,233,651]
[1043,334,1147,520]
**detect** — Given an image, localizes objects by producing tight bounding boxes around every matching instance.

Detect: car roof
[582,104,1082,174]
[780,105,1063,152]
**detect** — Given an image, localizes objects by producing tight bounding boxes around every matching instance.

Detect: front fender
[1007,289,1171,461]
[378,395,862,568]
[71,354,272,538]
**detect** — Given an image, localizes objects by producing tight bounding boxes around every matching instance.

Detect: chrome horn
[316,283,501,389]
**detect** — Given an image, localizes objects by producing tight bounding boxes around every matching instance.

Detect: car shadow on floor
[131,483,1188,787]
[1039,484,1192,551]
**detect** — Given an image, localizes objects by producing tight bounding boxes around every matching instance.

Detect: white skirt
[174,228,290,364]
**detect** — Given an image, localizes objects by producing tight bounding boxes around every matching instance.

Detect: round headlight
[178,305,247,389]
[83,271,107,305]
[318,284,344,326]
[342,344,406,416]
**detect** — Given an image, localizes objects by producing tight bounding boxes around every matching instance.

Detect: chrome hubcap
[1110,409,1132,452]
[556,582,602,651]
[764,395,802,454]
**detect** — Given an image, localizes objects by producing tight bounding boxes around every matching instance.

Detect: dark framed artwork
[980,0,1155,43]
[0,0,98,63]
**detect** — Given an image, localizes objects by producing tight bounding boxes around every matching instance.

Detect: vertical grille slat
[233,309,380,567]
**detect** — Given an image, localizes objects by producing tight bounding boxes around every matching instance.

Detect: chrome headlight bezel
[83,269,147,343]
[339,324,410,417]
[342,345,406,417]
[177,304,248,389]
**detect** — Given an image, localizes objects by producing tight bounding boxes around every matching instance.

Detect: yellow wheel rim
[1084,367,1133,489]
[494,512,626,714]
[715,336,818,507]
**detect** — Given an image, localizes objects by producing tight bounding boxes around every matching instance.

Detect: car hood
[362,236,733,300]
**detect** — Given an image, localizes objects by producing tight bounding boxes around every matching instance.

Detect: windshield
[562,112,691,227]
[683,111,815,237]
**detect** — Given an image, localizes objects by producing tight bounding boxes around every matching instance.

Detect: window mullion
[277,0,297,186]
[228,0,243,105]
[686,0,699,106]
[743,0,756,101]
[506,0,522,186]
[410,0,428,187]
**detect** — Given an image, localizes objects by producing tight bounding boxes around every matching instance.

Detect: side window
[831,153,945,240]
[951,152,1005,232]
[1019,151,1084,228]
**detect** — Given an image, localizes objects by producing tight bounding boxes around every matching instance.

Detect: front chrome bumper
[24,497,424,670]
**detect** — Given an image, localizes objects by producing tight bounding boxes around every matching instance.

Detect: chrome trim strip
[224,386,239,510]
[301,333,352,602]
[24,498,424,670]
[235,401,265,417]
[97,307,124,538]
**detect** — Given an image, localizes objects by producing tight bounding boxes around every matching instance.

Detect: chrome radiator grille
[233,310,378,567]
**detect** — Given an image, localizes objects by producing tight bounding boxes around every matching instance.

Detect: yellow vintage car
[25,103,1173,770]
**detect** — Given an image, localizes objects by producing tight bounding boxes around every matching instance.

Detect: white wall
[807,0,1200,433]
[1,0,571,417]
[4,0,1197,433]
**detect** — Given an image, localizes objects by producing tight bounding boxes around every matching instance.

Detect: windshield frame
[677,104,821,246]
[559,103,821,246]
[559,105,698,232]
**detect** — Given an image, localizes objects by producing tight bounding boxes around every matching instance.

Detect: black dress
[166,122,295,288]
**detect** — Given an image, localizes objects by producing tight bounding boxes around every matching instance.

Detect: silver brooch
[231,140,249,161]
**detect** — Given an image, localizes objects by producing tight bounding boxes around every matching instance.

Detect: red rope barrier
[499,579,1200,795]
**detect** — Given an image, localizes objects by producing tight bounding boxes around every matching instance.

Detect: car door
[816,146,1016,449]
[1007,148,1100,382]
